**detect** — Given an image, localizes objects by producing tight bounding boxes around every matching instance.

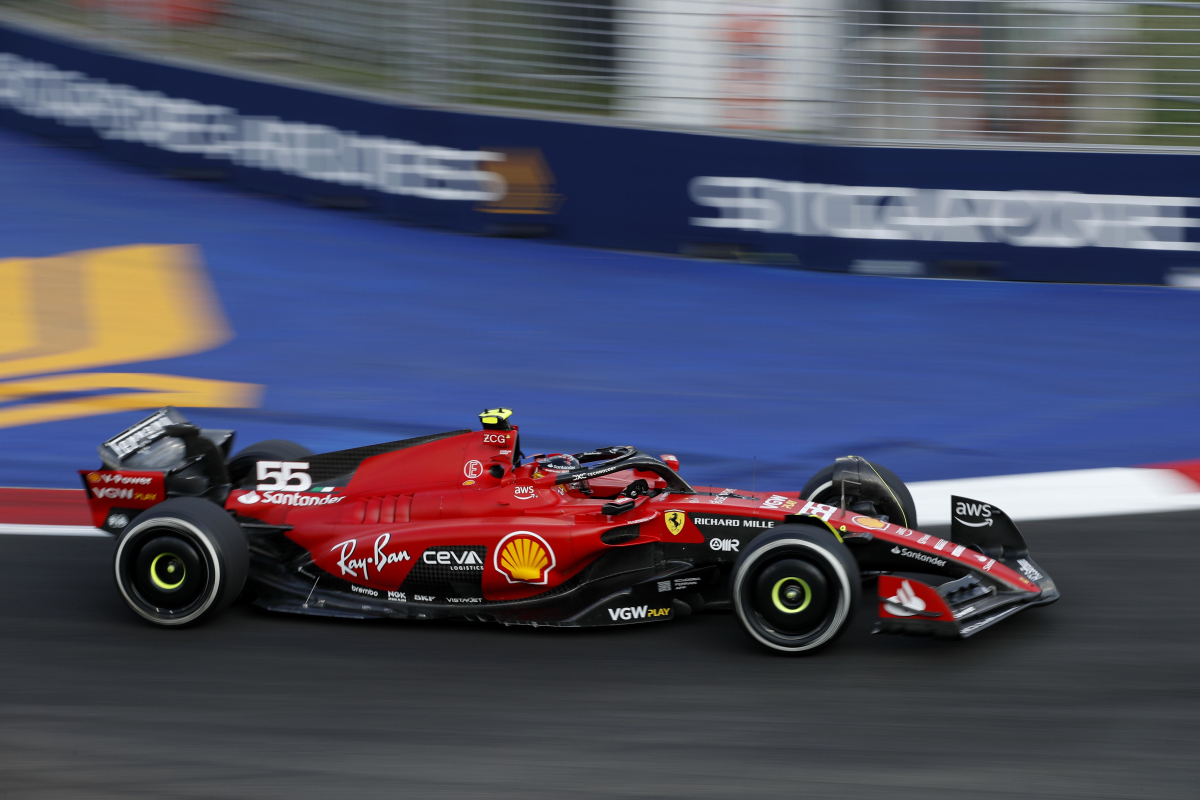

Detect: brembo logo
[890,546,947,568]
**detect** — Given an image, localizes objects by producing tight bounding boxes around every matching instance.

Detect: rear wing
[83,408,236,532]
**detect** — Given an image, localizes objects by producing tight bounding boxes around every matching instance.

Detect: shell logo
[87,472,101,483]
[851,515,889,530]
[495,531,556,585]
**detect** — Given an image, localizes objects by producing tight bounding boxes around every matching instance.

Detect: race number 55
[256,461,312,492]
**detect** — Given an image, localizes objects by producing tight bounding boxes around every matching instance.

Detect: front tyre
[114,498,248,627]
[800,459,917,530]
[731,526,861,654]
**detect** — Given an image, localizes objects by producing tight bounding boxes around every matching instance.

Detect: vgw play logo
[0,244,260,428]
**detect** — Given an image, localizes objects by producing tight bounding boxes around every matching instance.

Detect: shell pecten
[500,536,549,582]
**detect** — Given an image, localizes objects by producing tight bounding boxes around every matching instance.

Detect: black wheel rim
[117,521,216,623]
[737,545,849,651]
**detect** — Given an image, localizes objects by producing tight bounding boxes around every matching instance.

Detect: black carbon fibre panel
[401,545,487,601]
[301,430,471,486]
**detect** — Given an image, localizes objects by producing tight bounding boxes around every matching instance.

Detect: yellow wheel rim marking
[771,577,811,614]
[150,552,185,590]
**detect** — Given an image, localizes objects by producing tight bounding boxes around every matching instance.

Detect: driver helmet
[533,453,590,494]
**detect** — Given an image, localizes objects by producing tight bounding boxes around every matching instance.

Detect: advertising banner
[3,20,1199,284]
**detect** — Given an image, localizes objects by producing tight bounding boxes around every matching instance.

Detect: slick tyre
[731,526,861,654]
[800,460,918,530]
[226,440,313,486]
[114,498,249,627]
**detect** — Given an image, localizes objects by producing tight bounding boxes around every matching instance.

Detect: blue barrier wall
[3,20,1200,285]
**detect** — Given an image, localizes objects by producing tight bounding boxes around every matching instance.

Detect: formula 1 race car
[82,408,1059,653]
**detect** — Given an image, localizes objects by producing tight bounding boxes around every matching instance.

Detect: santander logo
[884,580,926,617]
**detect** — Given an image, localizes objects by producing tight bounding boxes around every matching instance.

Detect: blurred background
[0,0,1198,489]
[0,3,1198,798]
[7,0,1200,148]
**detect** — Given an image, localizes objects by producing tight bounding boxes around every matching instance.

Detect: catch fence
[3,0,1199,150]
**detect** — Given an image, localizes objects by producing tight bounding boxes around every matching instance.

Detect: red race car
[83,408,1058,653]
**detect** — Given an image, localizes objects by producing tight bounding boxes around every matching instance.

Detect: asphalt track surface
[2,511,1197,799]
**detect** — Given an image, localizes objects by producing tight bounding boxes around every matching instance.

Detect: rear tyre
[114,498,248,627]
[731,526,860,654]
[800,460,917,530]
[226,439,312,486]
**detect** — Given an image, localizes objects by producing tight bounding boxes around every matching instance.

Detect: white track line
[0,524,109,537]
[910,467,1200,526]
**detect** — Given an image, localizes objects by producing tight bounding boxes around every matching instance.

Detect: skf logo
[607,606,670,621]
[664,510,686,536]
[709,538,740,552]
[0,245,259,429]
[495,531,556,584]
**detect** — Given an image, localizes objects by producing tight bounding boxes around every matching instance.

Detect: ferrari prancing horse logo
[665,510,686,536]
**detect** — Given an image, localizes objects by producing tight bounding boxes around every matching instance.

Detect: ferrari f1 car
[82,408,1059,653]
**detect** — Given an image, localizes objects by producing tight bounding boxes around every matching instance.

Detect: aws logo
[495,531,556,584]
[0,245,260,429]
